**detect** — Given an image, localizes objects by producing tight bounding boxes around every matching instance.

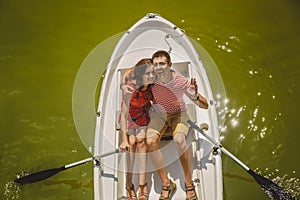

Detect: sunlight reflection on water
[219,96,300,198]
[254,168,300,198]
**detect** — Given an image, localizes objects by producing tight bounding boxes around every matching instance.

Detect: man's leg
[170,110,197,199]
[173,132,192,183]
[146,133,170,184]
[147,132,174,198]
[147,112,176,198]
[173,132,196,199]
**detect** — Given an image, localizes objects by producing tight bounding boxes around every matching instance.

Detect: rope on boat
[164,28,186,54]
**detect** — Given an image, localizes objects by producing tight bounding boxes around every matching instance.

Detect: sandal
[185,183,198,200]
[125,184,137,200]
[159,180,177,200]
[138,183,148,200]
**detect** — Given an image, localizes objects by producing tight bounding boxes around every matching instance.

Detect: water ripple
[3,180,21,200]
[19,119,50,130]
[1,90,21,96]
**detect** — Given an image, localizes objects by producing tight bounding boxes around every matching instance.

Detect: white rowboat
[94,13,224,200]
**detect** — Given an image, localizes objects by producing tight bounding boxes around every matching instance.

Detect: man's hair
[152,50,171,63]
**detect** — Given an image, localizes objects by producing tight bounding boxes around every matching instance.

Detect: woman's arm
[119,99,130,151]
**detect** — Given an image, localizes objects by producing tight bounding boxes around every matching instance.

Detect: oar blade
[15,166,65,185]
[248,169,298,200]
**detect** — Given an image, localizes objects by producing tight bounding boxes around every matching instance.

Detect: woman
[119,58,155,200]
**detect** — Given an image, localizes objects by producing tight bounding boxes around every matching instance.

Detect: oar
[14,149,119,185]
[187,120,298,200]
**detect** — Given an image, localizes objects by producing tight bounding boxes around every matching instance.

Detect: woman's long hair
[134,58,152,88]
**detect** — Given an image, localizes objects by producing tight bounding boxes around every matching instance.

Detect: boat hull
[94,13,223,200]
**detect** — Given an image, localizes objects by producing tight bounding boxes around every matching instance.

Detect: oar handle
[65,157,94,169]
[65,149,119,169]
[187,120,250,171]
[187,119,219,146]
[219,145,249,171]
[94,149,120,159]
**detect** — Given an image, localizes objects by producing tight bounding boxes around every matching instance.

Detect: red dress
[127,86,153,129]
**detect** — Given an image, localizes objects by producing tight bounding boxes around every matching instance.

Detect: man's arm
[120,68,134,96]
[189,93,209,109]
[186,78,209,109]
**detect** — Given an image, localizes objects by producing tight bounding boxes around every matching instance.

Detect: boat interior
[112,62,220,199]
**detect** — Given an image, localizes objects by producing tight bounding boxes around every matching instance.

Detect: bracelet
[192,95,199,101]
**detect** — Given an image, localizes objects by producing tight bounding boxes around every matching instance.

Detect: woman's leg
[136,127,148,198]
[126,134,137,187]
[136,128,147,184]
[124,133,137,199]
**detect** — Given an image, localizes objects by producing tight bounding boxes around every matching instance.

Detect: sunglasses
[153,62,168,67]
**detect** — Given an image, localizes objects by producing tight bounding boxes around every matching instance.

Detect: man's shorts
[146,110,189,138]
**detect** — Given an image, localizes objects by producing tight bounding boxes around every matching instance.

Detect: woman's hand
[119,140,130,152]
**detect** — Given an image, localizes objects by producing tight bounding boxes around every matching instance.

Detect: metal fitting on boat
[97,111,101,117]
[212,146,219,155]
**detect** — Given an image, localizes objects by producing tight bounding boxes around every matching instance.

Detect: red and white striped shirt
[151,71,191,114]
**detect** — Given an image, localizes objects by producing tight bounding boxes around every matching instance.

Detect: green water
[1,0,299,199]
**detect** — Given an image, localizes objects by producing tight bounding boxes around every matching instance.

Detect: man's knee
[146,134,159,150]
[173,132,186,148]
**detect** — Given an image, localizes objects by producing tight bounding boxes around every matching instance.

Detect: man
[146,50,208,200]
